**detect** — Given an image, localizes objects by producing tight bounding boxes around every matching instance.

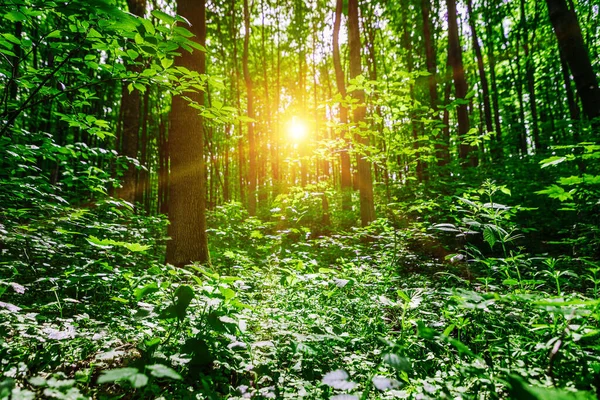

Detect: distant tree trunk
[447,0,477,167]
[348,0,375,226]
[466,0,493,139]
[243,0,257,215]
[422,0,437,110]
[166,0,210,266]
[521,0,542,151]
[558,44,581,142]
[546,0,600,123]
[136,89,150,212]
[484,0,503,160]
[401,4,423,182]
[158,114,168,215]
[333,0,352,212]
[230,0,245,204]
[273,0,281,195]
[117,0,146,205]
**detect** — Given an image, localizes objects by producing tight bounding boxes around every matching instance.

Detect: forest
[1,0,599,398]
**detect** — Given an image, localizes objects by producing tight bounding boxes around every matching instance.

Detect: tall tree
[447,0,477,167]
[332,0,352,212]
[166,0,210,266]
[243,0,257,215]
[348,0,375,226]
[117,0,146,204]
[546,0,600,123]
[466,0,493,142]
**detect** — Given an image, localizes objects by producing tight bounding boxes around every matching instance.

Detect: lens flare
[288,117,308,141]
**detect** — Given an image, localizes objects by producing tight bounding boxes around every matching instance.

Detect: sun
[288,117,308,141]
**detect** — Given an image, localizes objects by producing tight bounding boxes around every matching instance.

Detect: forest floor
[1,201,599,399]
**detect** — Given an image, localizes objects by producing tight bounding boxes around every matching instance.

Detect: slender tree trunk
[348,0,375,226]
[136,89,150,212]
[521,0,542,151]
[333,0,352,212]
[166,0,210,266]
[243,0,257,215]
[558,44,581,142]
[484,0,503,160]
[447,0,477,167]
[466,0,493,138]
[117,0,146,205]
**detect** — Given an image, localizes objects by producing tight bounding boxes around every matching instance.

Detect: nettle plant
[431,180,533,288]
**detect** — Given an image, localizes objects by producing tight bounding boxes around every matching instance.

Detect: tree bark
[546,0,600,123]
[117,0,146,205]
[166,0,210,266]
[348,0,375,226]
[466,0,493,139]
[447,0,477,167]
[243,0,257,215]
[333,0,352,212]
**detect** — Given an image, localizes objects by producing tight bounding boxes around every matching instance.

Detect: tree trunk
[546,0,600,123]
[466,0,493,138]
[166,0,210,266]
[117,0,146,205]
[484,0,503,160]
[333,0,352,212]
[447,0,477,167]
[243,0,257,215]
[348,0,375,226]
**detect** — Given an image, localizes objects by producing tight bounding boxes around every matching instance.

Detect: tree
[117,0,146,205]
[243,0,257,215]
[546,0,600,123]
[348,0,375,226]
[447,0,477,167]
[166,0,210,266]
[332,0,352,212]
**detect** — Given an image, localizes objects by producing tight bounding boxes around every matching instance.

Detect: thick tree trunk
[348,0,375,226]
[546,0,600,123]
[166,0,210,266]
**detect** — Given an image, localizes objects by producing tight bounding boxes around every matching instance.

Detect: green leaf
[146,364,182,380]
[540,156,566,168]
[122,242,151,252]
[134,282,159,300]
[111,297,129,304]
[160,57,173,69]
[507,374,595,400]
[97,368,148,388]
[382,353,411,371]
[483,226,496,248]
[127,49,139,60]
[174,285,194,320]
[152,10,175,25]
[535,185,574,202]
[218,287,236,301]
[46,30,62,39]
[4,11,27,22]
[86,235,115,249]
[141,18,155,35]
